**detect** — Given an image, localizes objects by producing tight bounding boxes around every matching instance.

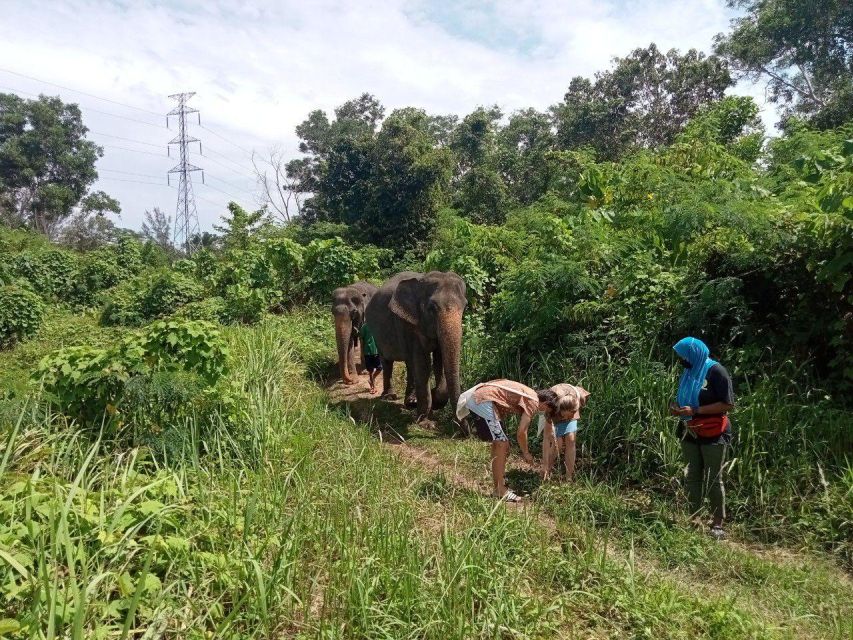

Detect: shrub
[192,248,220,289]
[141,270,204,319]
[0,285,45,348]
[222,284,271,324]
[173,296,227,323]
[138,319,229,384]
[36,345,133,422]
[67,248,122,306]
[302,237,362,300]
[173,258,196,276]
[36,318,229,422]
[10,249,76,299]
[115,234,143,277]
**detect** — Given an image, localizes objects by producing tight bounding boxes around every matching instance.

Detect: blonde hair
[557,393,579,415]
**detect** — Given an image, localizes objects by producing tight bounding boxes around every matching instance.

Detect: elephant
[332,281,378,384]
[365,271,466,419]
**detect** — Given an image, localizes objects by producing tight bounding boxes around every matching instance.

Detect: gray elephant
[365,271,466,419]
[332,281,378,384]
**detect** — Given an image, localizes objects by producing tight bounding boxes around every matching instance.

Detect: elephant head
[388,271,466,409]
[332,281,376,383]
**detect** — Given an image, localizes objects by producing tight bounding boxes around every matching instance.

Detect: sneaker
[709,525,726,540]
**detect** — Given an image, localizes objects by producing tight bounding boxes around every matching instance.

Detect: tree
[252,146,303,223]
[450,106,509,223]
[552,44,732,160]
[214,202,267,251]
[367,108,452,245]
[714,0,853,128]
[57,191,122,251]
[0,93,103,235]
[287,93,384,225]
[497,108,556,205]
[141,207,173,252]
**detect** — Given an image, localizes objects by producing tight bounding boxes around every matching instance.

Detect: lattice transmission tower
[167,92,204,255]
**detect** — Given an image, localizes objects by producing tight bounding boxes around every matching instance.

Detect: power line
[200,180,244,201]
[199,124,254,157]
[99,176,173,186]
[195,193,224,207]
[99,168,167,179]
[0,84,165,129]
[206,173,255,195]
[195,146,257,176]
[89,130,164,149]
[193,151,256,182]
[0,67,162,117]
[100,143,166,157]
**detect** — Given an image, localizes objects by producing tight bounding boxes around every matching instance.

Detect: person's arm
[517,413,535,464]
[678,402,734,417]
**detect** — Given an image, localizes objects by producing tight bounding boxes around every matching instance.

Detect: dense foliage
[0,284,44,348]
[0,93,108,235]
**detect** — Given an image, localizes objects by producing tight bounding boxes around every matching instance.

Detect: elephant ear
[389,277,421,326]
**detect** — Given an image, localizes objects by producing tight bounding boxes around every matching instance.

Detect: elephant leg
[404,365,416,408]
[431,349,449,408]
[380,358,396,399]
[335,316,355,384]
[347,340,357,379]
[411,349,433,420]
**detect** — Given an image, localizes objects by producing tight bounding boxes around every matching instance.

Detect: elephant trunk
[334,312,353,382]
[436,309,463,410]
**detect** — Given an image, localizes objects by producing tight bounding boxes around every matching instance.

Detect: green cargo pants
[680,437,727,521]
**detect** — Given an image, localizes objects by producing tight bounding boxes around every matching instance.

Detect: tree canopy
[0,93,105,236]
[715,0,853,128]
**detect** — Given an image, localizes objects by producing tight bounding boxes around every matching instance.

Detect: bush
[222,284,271,324]
[36,318,229,423]
[101,270,204,326]
[302,237,366,300]
[36,344,132,422]
[141,270,204,319]
[10,249,77,299]
[67,248,122,306]
[138,319,229,384]
[173,296,227,323]
[0,285,45,348]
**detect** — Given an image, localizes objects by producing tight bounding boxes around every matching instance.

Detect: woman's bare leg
[491,440,509,496]
[563,433,576,481]
[542,428,557,480]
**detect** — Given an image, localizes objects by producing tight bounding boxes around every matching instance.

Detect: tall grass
[463,327,853,566]
[1,310,848,637]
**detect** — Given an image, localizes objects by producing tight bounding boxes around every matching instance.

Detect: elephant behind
[332,281,378,384]
[365,271,466,419]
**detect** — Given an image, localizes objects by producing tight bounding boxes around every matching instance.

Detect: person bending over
[458,379,557,502]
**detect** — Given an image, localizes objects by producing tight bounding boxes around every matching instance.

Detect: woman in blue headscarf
[670,337,735,539]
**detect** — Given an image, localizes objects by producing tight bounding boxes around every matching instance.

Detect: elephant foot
[417,416,437,430]
[342,378,357,386]
[381,391,398,400]
[404,395,417,409]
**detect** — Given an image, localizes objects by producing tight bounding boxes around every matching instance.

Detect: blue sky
[0,0,767,232]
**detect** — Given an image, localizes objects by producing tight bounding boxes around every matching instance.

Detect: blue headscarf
[673,337,717,415]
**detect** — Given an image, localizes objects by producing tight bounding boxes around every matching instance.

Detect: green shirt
[359,324,378,356]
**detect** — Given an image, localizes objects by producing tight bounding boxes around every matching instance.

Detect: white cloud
[0,0,770,231]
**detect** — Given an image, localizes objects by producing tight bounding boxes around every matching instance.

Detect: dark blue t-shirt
[678,363,735,445]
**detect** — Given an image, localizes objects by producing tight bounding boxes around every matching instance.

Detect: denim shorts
[554,419,578,438]
[465,398,508,442]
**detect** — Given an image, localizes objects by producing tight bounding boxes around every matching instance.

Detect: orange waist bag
[686,415,729,438]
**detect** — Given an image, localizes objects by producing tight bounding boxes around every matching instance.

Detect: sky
[0,0,772,233]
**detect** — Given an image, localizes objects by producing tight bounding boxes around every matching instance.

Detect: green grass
[0,309,850,638]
